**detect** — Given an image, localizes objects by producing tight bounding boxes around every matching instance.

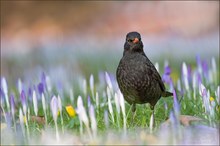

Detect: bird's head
[124,31,144,54]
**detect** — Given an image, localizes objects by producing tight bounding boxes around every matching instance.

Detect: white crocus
[45,75,52,92]
[95,92,99,108]
[50,95,59,141]
[182,62,189,91]
[19,108,25,136]
[33,90,38,116]
[1,77,10,111]
[211,57,217,84]
[105,72,113,91]
[114,93,120,114]
[50,96,58,122]
[17,78,23,94]
[83,79,87,97]
[90,74,95,99]
[57,95,62,115]
[58,95,64,133]
[107,86,114,123]
[215,86,220,104]
[89,105,97,136]
[118,90,126,131]
[76,96,91,136]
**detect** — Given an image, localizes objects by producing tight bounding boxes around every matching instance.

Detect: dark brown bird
[116,31,172,129]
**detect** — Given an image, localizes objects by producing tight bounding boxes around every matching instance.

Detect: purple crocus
[41,72,47,90]
[199,84,210,114]
[164,65,171,75]
[20,90,27,114]
[87,95,91,108]
[197,72,202,86]
[5,112,12,129]
[38,82,44,95]
[0,87,4,101]
[10,94,15,117]
[173,88,180,116]
[162,65,172,85]
[28,87,32,99]
[187,65,192,84]
[169,110,181,143]
[202,60,209,78]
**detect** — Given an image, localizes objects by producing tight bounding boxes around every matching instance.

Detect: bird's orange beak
[133,38,139,43]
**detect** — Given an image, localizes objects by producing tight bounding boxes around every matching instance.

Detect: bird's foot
[131,103,136,126]
[131,110,136,126]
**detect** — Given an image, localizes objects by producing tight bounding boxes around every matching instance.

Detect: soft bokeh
[1,1,219,54]
[1,2,219,145]
[1,1,219,86]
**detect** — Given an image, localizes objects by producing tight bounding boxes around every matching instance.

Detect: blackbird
[116,31,173,129]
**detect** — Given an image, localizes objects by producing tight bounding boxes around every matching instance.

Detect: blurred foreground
[1,2,219,145]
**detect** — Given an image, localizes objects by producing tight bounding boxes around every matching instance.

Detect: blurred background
[1,1,219,83]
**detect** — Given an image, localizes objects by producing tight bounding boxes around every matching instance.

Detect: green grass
[1,51,219,145]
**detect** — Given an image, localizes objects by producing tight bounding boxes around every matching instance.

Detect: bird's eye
[139,38,141,41]
[128,39,133,43]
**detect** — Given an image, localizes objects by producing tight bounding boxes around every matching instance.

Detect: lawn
[1,49,219,145]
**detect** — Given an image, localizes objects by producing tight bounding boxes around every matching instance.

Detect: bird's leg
[131,103,136,125]
[149,105,155,133]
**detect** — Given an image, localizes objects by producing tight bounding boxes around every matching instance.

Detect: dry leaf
[179,115,202,126]
[162,115,203,126]
[31,116,45,125]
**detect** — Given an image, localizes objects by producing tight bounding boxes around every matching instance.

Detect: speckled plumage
[116,32,172,111]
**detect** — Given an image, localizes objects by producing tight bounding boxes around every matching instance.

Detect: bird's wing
[144,56,166,92]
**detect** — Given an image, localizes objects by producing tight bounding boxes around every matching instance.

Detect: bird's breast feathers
[117,55,152,89]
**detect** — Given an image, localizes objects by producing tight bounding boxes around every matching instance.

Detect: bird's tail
[162,91,173,97]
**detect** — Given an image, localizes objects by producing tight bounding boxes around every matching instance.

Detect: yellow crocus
[23,116,27,124]
[65,105,76,118]
[209,96,214,102]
